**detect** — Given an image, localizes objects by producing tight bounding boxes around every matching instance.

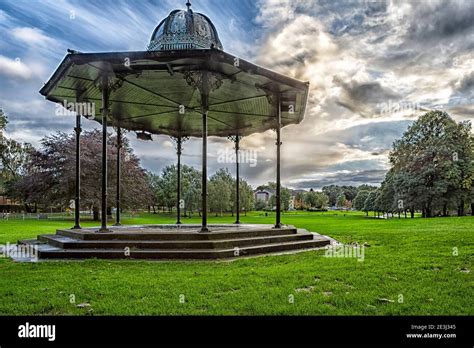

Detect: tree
[181,165,201,217]
[357,184,377,192]
[0,108,36,210]
[255,199,266,211]
[353,190,370,215]
[322,185,343,207]
[0,108,7,145]
[147,165,202,216]
[281,187,292,211]
[304,190,318,208]
[389,111,474,217]
[146,172,164,213]
[294,191,306,209]
[267,185,292,212]
[2,140,35,211]
[336,193,346,208]
[14,130,153,218]
[304,190,328,209]
[315,192,329,209]
[341,185,358,202]
[208,169,232,216]
[161,165,180,212]
[377,169,397,217]
[362,190,378,212]
[239,179,254,215]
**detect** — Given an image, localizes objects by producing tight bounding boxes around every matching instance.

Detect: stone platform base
[18,224,331,260]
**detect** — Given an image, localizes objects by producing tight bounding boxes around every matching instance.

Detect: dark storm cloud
[404,0,474,42]
[374,1,474,75]
[291,169,386,190]
[447,105,474,119]
[333,77,400,117]
[456,71,474,95]
[323,120,412,152]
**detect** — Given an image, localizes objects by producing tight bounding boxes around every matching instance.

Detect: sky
[0,0,473,189]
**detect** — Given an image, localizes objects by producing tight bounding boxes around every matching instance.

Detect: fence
[0,211,138,221]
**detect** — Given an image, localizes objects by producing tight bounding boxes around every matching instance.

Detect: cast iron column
[201,108,209,232]
[114,127,122,226]
[200,76,209,232]
[275,95,282,228]
[234,136,241,224]
[100,78,110,232]
[73,113,81,229]
[176,136,182,225]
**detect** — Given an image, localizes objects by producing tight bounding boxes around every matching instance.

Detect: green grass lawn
[0,211,472,315]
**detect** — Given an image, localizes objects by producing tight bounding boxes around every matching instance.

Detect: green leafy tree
[357,184,377,192]
[353,190,370,215]
[304,190,318,208]
[363,189,379,216]
[322,185,343,206]
[304,190,328,209]
[208,169,232,216]
[255,199,266,211]
[377,169,397,217]
[281,187,291,211]
[336,193,346,208]
[294,191,305,209]
[181,165,201,217]
[341,185,358,202]
[389,111,473,217]
[239,179,254,215]
[147,172,165,213]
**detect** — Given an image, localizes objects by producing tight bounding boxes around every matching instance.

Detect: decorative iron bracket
[170,136,189,155]
[182,70,224,94]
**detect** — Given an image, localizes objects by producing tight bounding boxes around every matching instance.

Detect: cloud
[402,0,474,42]
[333,77,400,117]
[0,55,33,80]
[11,27,58,48]
[456,71,474,95]
[289,169,387,189]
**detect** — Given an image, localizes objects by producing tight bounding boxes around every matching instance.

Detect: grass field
[0,211,472,315]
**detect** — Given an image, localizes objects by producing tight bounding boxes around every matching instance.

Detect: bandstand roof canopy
[40,49,309,138]
[40,1,309,138]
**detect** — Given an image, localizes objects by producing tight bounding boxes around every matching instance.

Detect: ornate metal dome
[148,2,223,51]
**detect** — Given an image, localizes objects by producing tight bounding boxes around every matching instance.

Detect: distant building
[255,188,301,210]
[0,195,19,212]
[254,189,273,204]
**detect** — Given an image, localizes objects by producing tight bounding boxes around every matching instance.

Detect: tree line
[0,109,256,219]
[1,108,471,219]
[147,166,254,217]
[353,111,473,218]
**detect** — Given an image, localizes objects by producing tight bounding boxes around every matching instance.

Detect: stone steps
[17,224,331,260]
[20,238,329,260]
[55,226,296,241]
[36,232,314,249]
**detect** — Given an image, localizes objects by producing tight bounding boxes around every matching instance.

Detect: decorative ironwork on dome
[148,1,223,51]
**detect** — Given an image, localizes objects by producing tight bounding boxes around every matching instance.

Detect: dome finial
[148,2,224,51]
